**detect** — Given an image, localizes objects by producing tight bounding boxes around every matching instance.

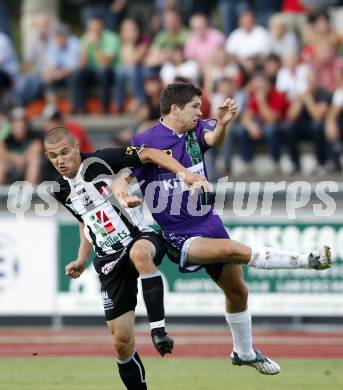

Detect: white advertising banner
[0,217,57,315]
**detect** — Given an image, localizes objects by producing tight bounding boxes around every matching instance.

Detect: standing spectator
[79,0,127,31]
[238,72,288,173]
[217,0,251,36]
[70,14,120,113]
[0,0,12,38]
[274,0,310,41]
[115,18,149,113]
[43,24,80,104]
[253,0,282,28]
[184,13,225,66]
[0,107,42,184]
[325,68,343,172]
[284,69,331,175]
[269,14,299,58]
[20,0,59,59]
[225,9,272,62]
[0,31,19,102]
[145,8,189,72]
[16,13,53,105]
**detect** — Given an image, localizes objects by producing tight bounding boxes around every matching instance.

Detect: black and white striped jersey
[53,147,152,257]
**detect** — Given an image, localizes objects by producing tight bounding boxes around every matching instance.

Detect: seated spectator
[0,107,42,184]
[302,10,340,62]
[70,14,120,113]
[144,7,189,72]
[284,69,331,175]
[276,53,310,99]
[203,48,241,96]
[112,75,164,147]
[115,18,149,113]
[263,54,282,85]
[184,13,225,66]
[43,24,80,105]
[310,42,343,93]
[41,104,94,181]
[15,13,53,105]
[238,72,289,174]
[134,75,163,134]
[160,45,200,85]
[269,14,299,58]
[325,68,343,172]
[211,77,247,176]
[225,9,272,62]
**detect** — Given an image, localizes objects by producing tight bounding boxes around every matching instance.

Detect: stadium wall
[1,213,342,324]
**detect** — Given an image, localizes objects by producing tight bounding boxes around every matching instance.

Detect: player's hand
[182,172,209,194]
[216,98,238,126]
[117,191,143,208]
[65,259,86,279]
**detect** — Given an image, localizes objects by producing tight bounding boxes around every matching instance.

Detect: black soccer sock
[141,272,165,328]
[117,351,147,390]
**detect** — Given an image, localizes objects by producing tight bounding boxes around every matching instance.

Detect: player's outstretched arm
[65,222,92,279]
[138,147,208,188]
[204,97,238,147]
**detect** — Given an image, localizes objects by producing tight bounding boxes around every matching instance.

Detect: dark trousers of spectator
[237,123,282,164]
[327,118,343,170]
[70,67,114,113]
[283,119,327,169]
[222,122,245,172]
[218,0,250,36]
[115,64,145,112]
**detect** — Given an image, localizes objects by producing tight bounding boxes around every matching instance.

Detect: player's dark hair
[160,82,202,115]
[44,126,75,147]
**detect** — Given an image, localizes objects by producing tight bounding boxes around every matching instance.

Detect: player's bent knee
[113,334,134,358]
[130,244,154,269]
[228,283,249,303]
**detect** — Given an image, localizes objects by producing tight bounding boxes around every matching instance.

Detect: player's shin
[225,310,256,361]
[117,351,147,390]
[248,246,331,270]
[141,272,166,329]
[141,272,174,356]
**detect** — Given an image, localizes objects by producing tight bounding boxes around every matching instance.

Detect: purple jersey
[131,119,229,240]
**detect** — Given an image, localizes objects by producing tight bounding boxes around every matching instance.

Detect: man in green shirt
[145,8,189,71]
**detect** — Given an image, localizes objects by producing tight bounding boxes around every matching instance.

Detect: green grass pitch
[1,357,342,390]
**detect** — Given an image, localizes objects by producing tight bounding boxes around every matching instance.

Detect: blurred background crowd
[1,0,343,184]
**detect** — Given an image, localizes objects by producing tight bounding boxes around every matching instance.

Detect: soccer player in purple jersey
[115,82,331,375]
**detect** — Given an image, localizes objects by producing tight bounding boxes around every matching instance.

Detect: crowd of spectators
[1,0,343,184]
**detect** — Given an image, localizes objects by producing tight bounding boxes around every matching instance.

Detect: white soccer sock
[225,310,256,361]
[248,246,309,269]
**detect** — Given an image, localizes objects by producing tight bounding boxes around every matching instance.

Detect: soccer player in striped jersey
[117,82,331,376]
[45,126,206,390]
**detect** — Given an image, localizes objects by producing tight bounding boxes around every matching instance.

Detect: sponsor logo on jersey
[90,210,116,237]
[99,229,130,248]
